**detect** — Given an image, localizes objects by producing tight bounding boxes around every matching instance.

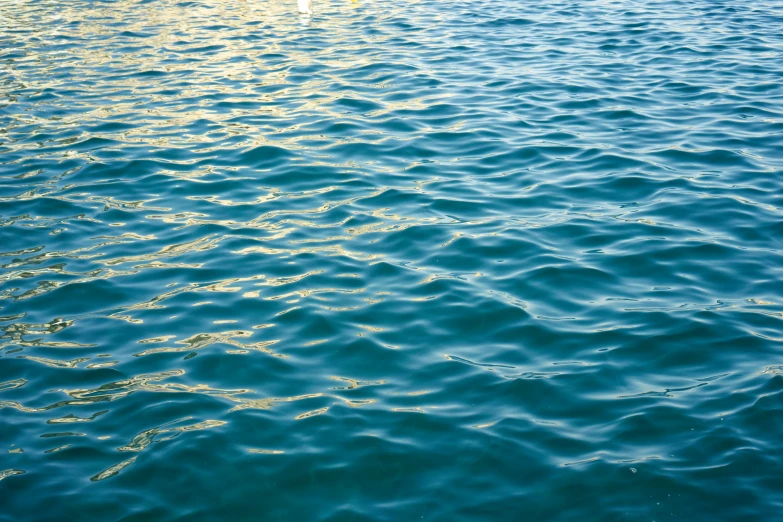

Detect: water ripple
[2,0,783,520]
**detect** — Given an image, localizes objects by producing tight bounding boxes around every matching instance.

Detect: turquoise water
[2,0,783,519]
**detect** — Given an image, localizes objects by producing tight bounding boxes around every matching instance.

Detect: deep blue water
[2,0,783,520]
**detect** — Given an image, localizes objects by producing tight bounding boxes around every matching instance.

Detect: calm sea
[1,0,782,520]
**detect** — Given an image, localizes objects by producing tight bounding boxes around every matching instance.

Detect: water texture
[1,0,782,520]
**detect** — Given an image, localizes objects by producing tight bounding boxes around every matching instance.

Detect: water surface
[1,0,783,520]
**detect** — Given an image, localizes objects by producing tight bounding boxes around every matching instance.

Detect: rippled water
[2,0,783,520]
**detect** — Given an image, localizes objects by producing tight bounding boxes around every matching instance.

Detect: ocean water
[1,0,782,520]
